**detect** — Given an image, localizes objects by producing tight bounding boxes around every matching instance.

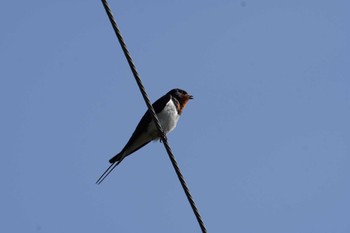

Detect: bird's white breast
[147,99,179,138]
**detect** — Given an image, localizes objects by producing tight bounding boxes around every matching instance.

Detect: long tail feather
[96,159,123,185]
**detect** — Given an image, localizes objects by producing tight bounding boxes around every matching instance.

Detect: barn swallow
[96,88,193,184]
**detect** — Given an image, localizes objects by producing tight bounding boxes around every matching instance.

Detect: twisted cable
[101,1,207,232]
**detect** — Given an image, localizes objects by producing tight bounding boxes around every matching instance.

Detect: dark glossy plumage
[96,88,192,184]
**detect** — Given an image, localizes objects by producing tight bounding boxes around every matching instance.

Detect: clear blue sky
[1,1,349,232]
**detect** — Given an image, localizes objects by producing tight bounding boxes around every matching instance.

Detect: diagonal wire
[100,0,207,232]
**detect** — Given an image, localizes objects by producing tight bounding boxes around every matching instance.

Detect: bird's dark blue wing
[109,93,171,163]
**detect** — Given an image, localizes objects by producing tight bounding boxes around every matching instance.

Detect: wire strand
[100,1,207,232]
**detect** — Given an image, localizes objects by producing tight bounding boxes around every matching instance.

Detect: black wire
[100,1,207,232]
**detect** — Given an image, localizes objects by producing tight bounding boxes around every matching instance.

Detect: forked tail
[109,152,123,164]
[96,153,124,184]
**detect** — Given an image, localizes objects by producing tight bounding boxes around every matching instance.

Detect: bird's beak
[188,94,194,100]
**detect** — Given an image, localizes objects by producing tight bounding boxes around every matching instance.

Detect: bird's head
[168,88,193,114]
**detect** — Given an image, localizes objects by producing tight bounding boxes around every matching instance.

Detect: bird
[96,88,193,184]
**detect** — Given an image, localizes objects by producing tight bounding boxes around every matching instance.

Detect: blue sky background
[1,1,350,232]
